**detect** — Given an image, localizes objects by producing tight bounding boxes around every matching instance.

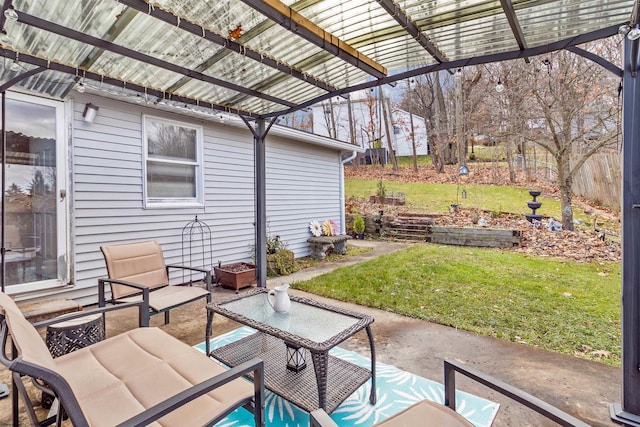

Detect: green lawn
[292,244,621,365]
[347,179,561,217]
[395,155,432,167]
[345,178,603,228]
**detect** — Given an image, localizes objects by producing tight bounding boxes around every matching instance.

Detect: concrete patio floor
[0,240,621,426]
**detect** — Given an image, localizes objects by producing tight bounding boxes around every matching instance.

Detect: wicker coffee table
[205,288,376,414]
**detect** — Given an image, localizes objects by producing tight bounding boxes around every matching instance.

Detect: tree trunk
[409,112,418,172]
[424,113,443,173]
[347,97,360,165]
[328,97,337,139]
[506,140,516,183]
[432,141,444,173]
[347,97,356,145]
[432,72,448,171]
[455,73,465,168]
[557,154,574,231]
[382,96,399,171]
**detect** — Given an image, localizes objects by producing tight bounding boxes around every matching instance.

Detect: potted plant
[353,214,365,239]
[213,262,256,291]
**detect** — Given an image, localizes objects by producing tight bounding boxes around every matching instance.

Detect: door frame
[3,91,69,295]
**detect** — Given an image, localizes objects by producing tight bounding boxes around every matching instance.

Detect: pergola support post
[242,116,276,288]
[611,36,640,427]
[255,118,267,288]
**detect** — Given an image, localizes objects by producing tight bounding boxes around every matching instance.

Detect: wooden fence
[515,152,621,212]
[572,152,621,212]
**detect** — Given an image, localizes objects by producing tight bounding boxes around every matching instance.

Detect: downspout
[340,151,357,234]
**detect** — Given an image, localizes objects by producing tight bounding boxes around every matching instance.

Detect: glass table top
[217,292,362,344]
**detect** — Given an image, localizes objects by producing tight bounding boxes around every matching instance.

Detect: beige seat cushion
[101,241,170,299]
[55,327,253,427]
[376,399,474,427]
[118,285,210,312]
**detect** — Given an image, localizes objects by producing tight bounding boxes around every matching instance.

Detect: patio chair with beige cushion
[0,291,265,427]
[99,240,211,327]
[310,359,590,427]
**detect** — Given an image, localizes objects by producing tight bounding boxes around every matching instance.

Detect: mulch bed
[346,164,621,263]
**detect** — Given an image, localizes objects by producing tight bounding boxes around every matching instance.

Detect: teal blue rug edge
[195,327,499,427]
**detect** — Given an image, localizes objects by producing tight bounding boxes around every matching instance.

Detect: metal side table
[41,313,105,408]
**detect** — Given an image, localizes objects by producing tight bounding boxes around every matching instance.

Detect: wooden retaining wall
[426,226,522,248]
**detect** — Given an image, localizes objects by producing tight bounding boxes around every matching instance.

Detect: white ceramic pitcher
[267,284,291,313]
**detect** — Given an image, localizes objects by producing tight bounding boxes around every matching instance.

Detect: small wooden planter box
[213,262,257,291]
[426,226,521,248]
[369,194,405,205]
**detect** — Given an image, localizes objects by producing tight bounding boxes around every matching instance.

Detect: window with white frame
[143,115,204,207]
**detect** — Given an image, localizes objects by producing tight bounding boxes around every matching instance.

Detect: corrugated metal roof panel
[0,0,635,117]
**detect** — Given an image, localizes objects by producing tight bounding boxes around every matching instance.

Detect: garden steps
[384,213,522,247]
[385,213,437,241]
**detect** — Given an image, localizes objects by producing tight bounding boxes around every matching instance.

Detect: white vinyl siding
[265,138,341,256]
[52,94,352,305]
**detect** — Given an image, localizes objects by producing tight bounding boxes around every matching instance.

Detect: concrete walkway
[0,240,621,426]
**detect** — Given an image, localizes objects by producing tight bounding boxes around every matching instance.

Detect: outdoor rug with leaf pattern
[195,327,499,427]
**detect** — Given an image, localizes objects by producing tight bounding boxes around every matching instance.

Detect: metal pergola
[1,1,640,425]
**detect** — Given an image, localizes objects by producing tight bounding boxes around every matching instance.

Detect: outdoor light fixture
[9,59,19,72]
[0,29,11,47]
[3,8,18,22]
[495,80,504,93]
[628,25,640,40]
[83,103,99,124]
[285,342,307,372]
[76,81,86,93]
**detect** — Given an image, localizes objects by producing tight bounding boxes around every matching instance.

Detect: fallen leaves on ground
[346,163,621,263]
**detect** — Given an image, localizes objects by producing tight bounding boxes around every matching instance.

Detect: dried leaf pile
[346,164,621,263]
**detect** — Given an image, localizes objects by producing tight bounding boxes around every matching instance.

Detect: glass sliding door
[3,93,66,290]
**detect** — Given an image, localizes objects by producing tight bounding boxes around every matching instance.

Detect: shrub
[353,215,365,234]
[376,180,387,204]
[266,234,286,254]
[267,249,296,276]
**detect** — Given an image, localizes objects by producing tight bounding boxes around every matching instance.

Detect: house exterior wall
[40,93,354,305]
[265,139,342,255]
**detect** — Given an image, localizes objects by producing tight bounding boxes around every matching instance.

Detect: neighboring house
[309,95,429,158]
[4,90,362,305]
